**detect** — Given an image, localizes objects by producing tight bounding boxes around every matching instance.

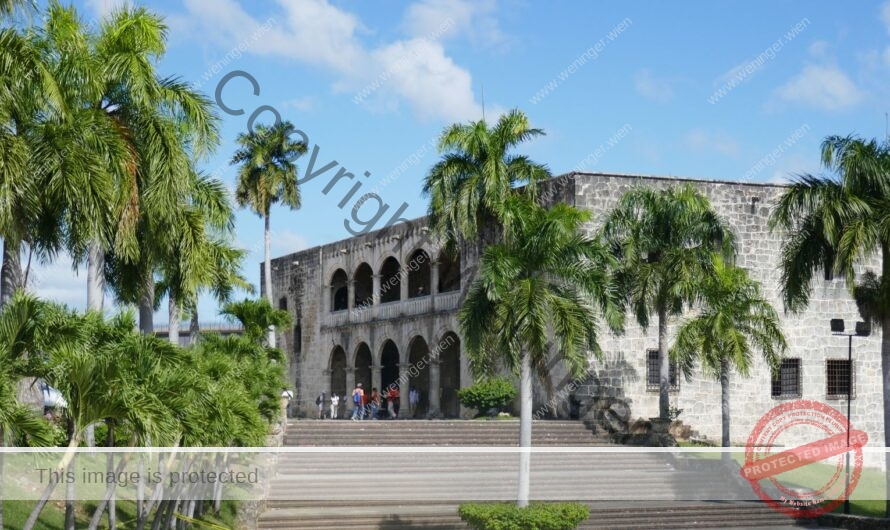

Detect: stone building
[268,172,884,466]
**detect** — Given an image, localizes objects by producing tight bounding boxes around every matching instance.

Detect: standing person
[316,391,326,419]
[351,383,365,420]
[409,386,419,418]
[385,388,396,419]
[390,386,401,418]
[370,388,380,420]
[330,392,340,419]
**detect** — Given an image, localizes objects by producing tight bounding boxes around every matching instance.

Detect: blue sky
[31,0,890,321]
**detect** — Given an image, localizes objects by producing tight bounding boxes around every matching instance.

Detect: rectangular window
[646,349,679,392]
[278,297,288,311]
[771,358,801,398]
[826,359,854,399]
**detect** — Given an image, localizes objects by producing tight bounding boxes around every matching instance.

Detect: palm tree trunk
[720,358,731,462]
[1,237,22,306]
[264,213,276,348]
[87,240,105,311]
[168,294,180,345]
[517,349,532,507]
[64,419,76,530]
[189,306,199,345]
[657,305,670,420]
[139,270,155,334]
[0,426,5,530]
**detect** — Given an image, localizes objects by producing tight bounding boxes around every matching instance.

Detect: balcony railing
[321,290,462,327]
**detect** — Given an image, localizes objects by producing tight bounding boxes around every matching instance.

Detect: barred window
[826,359,854,399]
[646,349,679,392]
[771,358,801,398]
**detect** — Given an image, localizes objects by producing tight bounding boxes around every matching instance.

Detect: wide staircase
[258,420,817,529]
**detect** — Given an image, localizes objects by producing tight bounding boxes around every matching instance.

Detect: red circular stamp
[740,399,868,518]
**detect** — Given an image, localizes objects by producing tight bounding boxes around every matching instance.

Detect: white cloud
[271,230,309,256]
[401,0,508,50]
[85,0,127,18]
[173,0,490,122]
[775,64,865,111]
[634,69,673,103]
[281,97,317,112]
[808,40,830,59]
[881,0,890,33]
[684,128,740,157]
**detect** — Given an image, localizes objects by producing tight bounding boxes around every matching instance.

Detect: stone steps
[257,420,809,529]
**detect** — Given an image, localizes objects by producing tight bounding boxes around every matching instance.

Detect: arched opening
[354,263,373,308]
[407,249,431,298]
[380,340,400,393]
[379,257,401,304]
[330,346,347,405]
[438,251,460,293]
[354,343,372,394]
[330,269,348,312]
[439,332,461,418]
[408,337,430,418]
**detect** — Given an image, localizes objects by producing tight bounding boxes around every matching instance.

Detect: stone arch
[437,331,461,418]
[354,342,372,394]
[407,248,431,298]
[379,339,401,393]
[438,250,461,293]
[330,268,348,312]
[354,263,374,308]
[329,345,347,400]
[379,256,401,304]
[407,336,431,417]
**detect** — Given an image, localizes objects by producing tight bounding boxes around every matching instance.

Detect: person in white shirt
[409,387,419,417]
[330,393,340,419]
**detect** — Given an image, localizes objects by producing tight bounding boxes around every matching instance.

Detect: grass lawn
[2,499,239,530]
[677,441,886,518]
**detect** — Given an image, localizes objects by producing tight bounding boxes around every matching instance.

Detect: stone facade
[269,172,884,467]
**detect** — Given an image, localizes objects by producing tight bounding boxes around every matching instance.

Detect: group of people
[315,384,422,420]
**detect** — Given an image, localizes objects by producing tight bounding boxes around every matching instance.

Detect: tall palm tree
[670,256,786,456]
[769,134,890,515]
[423,108,551,253]
[460,199,623,506]
[0,293,55,530]
[0,0,32,18]
[232,120,305,347]
[602,185,736,420]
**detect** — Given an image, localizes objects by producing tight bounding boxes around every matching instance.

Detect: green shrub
[459,502,589,530]
[458,378,517,414]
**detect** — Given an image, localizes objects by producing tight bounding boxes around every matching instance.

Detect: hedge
[458,502,590,530]
[457,378,517,415]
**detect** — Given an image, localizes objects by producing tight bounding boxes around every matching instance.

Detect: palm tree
[232,120,306,347]
[769,134,890,515]
[601,184,736,420]
[423,108,551,254]
[0,293,55,530]
[460,199,623,507]
[0,0,32,18]
[670,256,786,456]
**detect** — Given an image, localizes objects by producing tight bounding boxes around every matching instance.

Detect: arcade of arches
[326,333,462,418]
[327,251,460,312]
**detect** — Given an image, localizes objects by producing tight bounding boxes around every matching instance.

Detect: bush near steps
[458,378,518,416]
[459,502,589,530]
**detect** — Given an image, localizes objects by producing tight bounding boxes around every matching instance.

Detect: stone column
[428,359,441,418]
[400,266,409,302]
[372,274,381,305]
[398,363,411,417]
[430,260,440,311]
[371,365,382,392]
[345,367,355,396]
[322,369,332,418]
[323,283,330,313]
[347,280,355,311]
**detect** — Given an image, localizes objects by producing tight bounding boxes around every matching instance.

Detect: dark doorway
[331,269,348,311]
[380,340,400,392]
[330,346,347,399]
[439,333,461,418]
[354,263,373,308]
[438,251,460,293]
[408,337,430,417]
[407,249,431,298]
[355,343,372,391]
[379,257,401,304]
